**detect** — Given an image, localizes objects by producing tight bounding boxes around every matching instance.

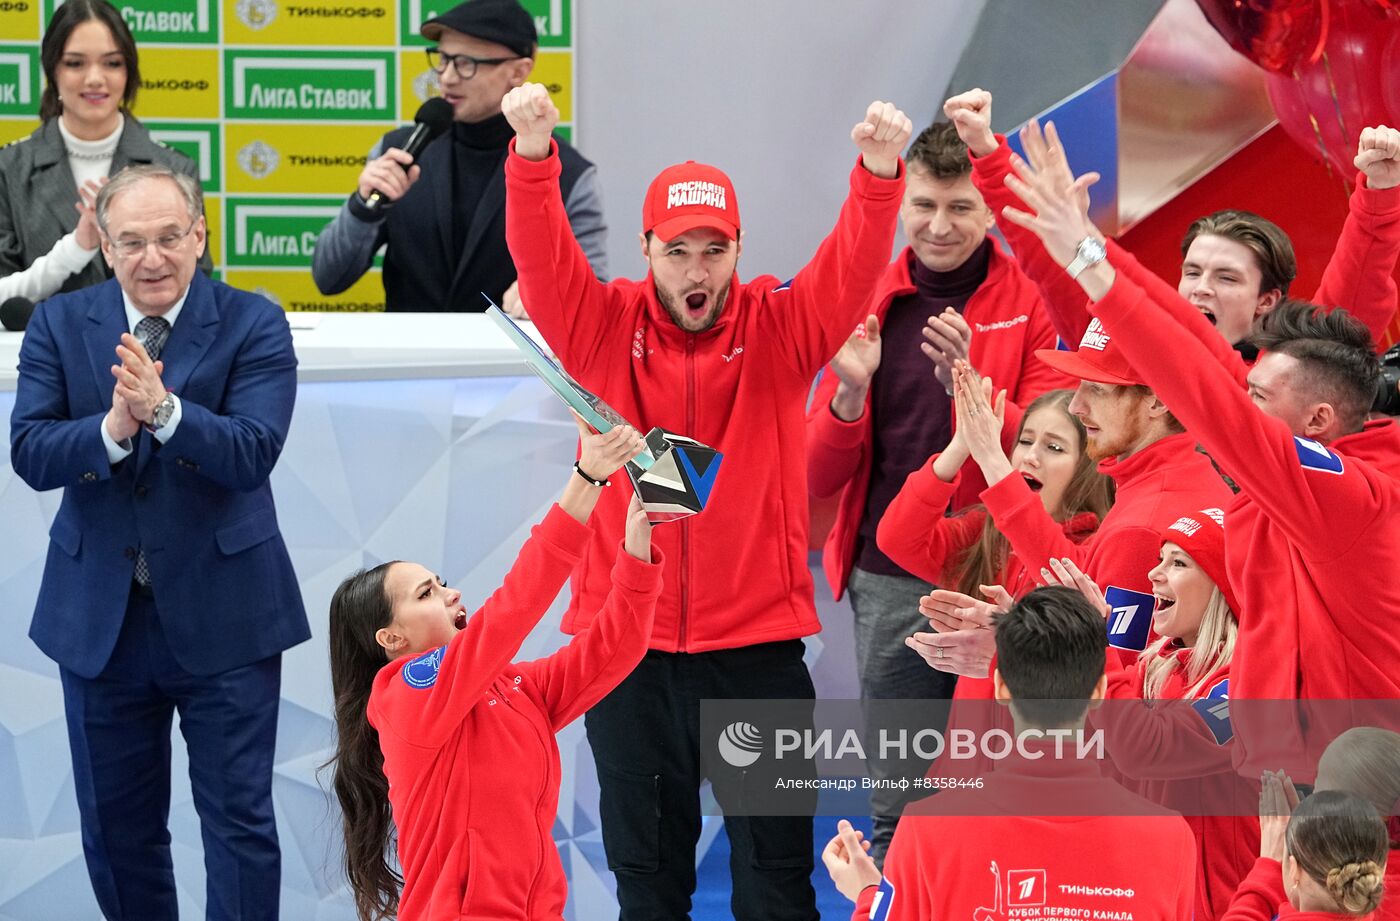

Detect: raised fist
[851,100,913,180]
[943,89,997,158]
[1356,125,1400,191]
[502,83,559,161]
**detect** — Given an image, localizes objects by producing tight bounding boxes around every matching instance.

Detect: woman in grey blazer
[0,0,207,303]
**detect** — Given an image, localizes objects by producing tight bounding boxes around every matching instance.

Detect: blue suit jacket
[11,272,310,678]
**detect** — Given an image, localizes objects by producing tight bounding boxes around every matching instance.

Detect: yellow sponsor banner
[0,0,39,41]
[224,268,386,312]
[0,118,38,147]
[204,195,223,267]
[396,49,571,122]
[223,0,394,47]
[532,50,572,124]
[224,123,389,194]
[136,48,220,119]
[397,50,439,119]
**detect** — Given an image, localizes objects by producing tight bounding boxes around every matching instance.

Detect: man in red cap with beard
[502,81,911,919]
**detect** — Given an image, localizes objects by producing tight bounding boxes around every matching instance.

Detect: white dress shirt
[100,288,189,463]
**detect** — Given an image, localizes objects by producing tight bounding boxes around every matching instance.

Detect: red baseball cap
[642,161,740,242]
[1159,507,1240,615]
[1035,318,1144,387]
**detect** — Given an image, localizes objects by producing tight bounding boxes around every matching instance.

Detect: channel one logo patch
[399,0,570,46]
[0,46,40,118]
[44,0,218,43]
[224,50,395,121]
[225,197,345,268]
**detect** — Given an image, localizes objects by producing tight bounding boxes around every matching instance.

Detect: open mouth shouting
[1195,305,1217,326]
[1021,472,1044,492]
[453,605,467,630]
[683,291,709,319]
[1154,593,1176,616]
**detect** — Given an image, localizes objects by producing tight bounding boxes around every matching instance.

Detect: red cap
[1034,318,1144,387]
[642,161,740,242]
[1159,507,1240,615]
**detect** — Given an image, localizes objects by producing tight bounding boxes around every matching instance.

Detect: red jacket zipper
[497,678,551,916]
[679,335,696,651]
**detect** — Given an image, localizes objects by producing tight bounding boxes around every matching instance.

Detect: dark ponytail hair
[1287,790,1389,917]
[327,563,402,921]
[40,0,141,121]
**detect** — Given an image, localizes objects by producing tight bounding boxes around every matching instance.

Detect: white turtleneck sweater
[59,114,122,189]
[0,115,123,303]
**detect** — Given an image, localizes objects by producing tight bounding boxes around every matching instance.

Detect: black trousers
[585,639,820,921]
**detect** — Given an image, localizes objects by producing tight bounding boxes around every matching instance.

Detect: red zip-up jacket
[367,506,663,920]
[1088,269,1400,779]
[905,435,1230,706]
[969,137,1400,351]
[876,459,1099,712]
[1098,649,1259,921]
[981,431,1232,649]
[851,757,1197,921]
[876,455,1100,598]
[806,243,1073,599]
[1219,856,1395,921]
[505,140,904,652]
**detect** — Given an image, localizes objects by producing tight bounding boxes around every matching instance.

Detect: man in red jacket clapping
[805,119,1071,862]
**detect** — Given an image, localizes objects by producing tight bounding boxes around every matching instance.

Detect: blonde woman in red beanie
[1044,510,1256,921]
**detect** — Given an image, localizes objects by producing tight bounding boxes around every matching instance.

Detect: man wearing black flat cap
[312,0,606,312]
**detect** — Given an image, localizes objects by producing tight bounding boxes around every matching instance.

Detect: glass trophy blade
[484,299,655,470]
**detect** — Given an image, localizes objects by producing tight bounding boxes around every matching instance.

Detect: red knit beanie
[1159,507,1240,615]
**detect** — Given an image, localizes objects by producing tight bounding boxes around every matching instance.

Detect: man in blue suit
[10,163,308,921]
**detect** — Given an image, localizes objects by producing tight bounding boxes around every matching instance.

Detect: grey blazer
[0,116,212,298]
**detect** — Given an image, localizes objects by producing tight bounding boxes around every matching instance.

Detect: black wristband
[573,461,609,487]
[347,190,390,222]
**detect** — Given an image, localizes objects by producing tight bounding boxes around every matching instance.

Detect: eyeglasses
[425,48,523,80]
[107,222,198,259]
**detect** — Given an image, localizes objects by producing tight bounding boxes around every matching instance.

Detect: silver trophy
[486,302,722,521]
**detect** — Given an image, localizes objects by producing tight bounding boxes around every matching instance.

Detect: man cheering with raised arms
[503,82,910,920]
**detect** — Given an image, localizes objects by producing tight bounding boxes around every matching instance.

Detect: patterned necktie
[135,315,170,361]
[131,315,171,587]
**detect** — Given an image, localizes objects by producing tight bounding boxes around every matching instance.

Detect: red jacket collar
[642,269,744,348]
[1096,432,1204,488]
[1331,417,1400,476]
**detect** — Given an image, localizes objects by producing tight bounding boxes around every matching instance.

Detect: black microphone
[362,97,454,215]
[0,296,34,332]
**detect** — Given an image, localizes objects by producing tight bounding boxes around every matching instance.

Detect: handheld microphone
[362,97,454,215]
[0,296,35,332]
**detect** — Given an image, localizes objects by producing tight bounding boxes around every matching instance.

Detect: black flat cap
[420,0,538,58]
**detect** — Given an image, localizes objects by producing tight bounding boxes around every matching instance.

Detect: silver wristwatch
[1066,236,1108,280]
[149,393,176,432]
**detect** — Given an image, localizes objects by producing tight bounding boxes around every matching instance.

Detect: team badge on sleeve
[1293,436,1344,475]
[1191,678,1233,744]
[402,646,445,689]
[867,876,895,921]
[1103,586,1154,652]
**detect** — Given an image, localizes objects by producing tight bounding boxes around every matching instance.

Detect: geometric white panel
[0,378,858,919]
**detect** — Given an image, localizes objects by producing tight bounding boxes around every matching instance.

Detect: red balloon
[1385,26,1400,121]
[1267,1,1396,177]
[1196,0,1328,75]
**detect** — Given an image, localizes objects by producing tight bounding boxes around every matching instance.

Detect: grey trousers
[847,566,958,864]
